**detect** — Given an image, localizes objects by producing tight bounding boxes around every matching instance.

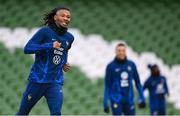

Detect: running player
[17,6,74,115]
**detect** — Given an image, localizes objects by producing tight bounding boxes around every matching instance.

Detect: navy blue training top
[24,26,74,84]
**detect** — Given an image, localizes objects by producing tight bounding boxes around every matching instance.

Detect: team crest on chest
[66,41,69,46]
[128,65,132,71]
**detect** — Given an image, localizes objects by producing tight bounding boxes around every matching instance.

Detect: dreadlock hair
[43,6,70,26]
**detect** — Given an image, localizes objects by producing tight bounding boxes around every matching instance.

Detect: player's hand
[63,63,71,72]
[138,101,146,109]
[53,41,61,49]
[104,107,109,114]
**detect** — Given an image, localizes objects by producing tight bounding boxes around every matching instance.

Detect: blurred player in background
[17,6,74,115]
[143,64,169,115]
[103,43,146,115]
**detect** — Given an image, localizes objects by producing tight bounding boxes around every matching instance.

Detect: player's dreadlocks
[43,6,70,26]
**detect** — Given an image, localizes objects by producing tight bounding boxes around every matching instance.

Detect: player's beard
[115,56,127,64]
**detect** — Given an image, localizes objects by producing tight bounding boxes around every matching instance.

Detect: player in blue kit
[143,64,169,115]
[103,43,146,115]
[16,6,74,115]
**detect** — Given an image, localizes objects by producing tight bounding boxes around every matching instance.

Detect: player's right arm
[132,62,146,108]
[103,64,112,113]
[24,28,60,54]
[143,78,150,90]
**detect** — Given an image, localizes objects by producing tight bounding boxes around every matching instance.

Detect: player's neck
[49,22,67,35]
[114,57,127,64]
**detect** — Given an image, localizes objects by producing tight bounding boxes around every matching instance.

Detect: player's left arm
[164,77,169,96]
[132,63,146,105]
[63,36,74,72]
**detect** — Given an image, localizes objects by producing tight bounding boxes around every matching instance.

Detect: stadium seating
[0,0,180,115]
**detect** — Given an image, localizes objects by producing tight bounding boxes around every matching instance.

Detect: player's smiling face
[54,9,71,28]
[116,45,126,60]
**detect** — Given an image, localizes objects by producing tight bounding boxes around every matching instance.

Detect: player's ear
[54,15,57,21]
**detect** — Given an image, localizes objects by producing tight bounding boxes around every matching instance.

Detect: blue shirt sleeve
[164,77,169,95]
[63,36,74,65]
[68,36,74,50]
[143,78,150,90]
[132,63,145,103]
[24,28,53,54]
[103,64,111,109]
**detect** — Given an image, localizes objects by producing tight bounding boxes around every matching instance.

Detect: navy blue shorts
[17,81,63,115]
[111,101,135,115]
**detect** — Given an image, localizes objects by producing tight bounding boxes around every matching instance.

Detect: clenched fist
[53,41,61,49]
[63,63,71,72]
